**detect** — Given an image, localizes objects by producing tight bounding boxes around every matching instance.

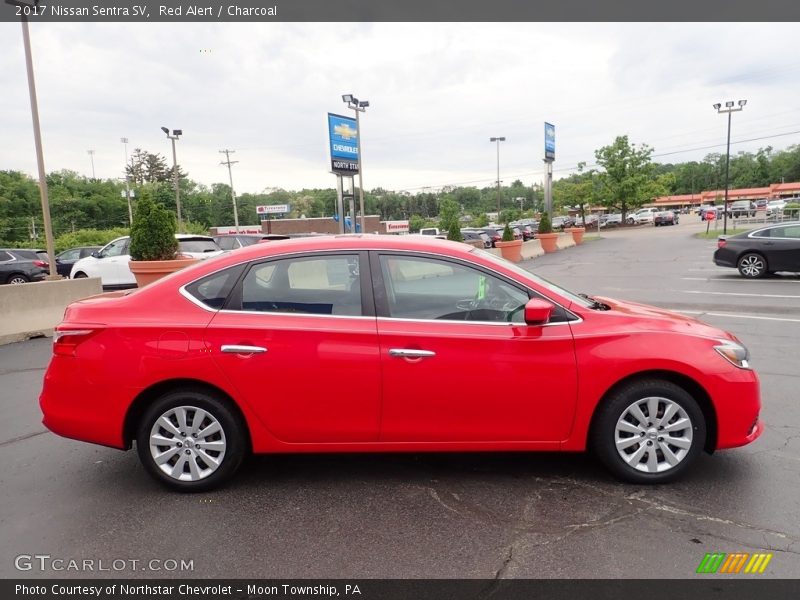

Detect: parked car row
[70,234,223,289]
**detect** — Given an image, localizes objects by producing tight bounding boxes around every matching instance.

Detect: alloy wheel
[614,396,693,473]
[738,254,766,278]
[148,405,227,482]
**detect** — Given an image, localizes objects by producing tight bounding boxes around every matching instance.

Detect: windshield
[470,247,594,308]
[179,240,220,253]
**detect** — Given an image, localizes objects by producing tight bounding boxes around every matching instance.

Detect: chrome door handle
[221,345,268,354]
[388,349,436,358]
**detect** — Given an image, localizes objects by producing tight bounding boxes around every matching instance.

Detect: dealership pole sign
[256,204,289,217]
[544,122,555,161]
[328,113,360,174]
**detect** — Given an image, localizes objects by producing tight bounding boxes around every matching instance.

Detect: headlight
[714,339,751,369]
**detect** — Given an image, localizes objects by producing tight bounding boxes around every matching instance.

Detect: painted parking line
[681,277,800,283]
[674,310,800,323]
[683,290,800,299]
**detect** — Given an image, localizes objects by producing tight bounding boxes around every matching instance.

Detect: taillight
[33,260,48,267]
[717,239,727,249]
[53,328,99,357]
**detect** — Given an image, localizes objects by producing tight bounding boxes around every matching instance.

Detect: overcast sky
[2,22,800,195]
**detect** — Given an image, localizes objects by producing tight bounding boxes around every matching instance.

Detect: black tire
[136,388,247,492]
[6,273,29,284]
[591,379,706,484]
[737,253,767,279]
[73,272,88,279]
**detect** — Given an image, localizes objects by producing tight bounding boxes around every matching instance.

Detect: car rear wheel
[7,273,29,284]
[737,253,767,278]
[591,379,705,484]
[73,272,88,278]
[136,389,247,492]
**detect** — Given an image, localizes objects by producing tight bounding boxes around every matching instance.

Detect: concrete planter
[565,227,586,244]
[495,240,523,262]
[129,258,199,287]
[535,232,559,253]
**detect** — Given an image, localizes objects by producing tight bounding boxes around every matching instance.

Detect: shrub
[538,212,553,234]
[502,223,515,242]
[54,228,130,253]
[129,196,178,261]
[447,221,463,242]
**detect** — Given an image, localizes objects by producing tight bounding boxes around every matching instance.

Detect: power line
[396,129,800,193]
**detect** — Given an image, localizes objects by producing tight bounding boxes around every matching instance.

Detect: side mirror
[524,298,554,325]
[91,251,101,258]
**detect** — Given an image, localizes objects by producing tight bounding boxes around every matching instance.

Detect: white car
[627,207,658,225]
[70,234,222,288]
[766,200,787,219]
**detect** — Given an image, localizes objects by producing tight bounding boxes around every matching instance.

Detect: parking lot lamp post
[161,127,183,231]
[713,100,746,235]
[342,94,369,233]
[490,137,505,219]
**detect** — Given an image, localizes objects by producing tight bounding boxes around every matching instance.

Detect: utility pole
[219,149,240,233]
[10,0,58,278]
[87,149,96,179]
[121,137,133,225]
[490,137,505,220]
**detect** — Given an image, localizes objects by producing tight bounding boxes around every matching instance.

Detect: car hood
[590,296,737,342]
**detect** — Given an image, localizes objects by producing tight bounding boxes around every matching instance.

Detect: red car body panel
[39,236,762,457]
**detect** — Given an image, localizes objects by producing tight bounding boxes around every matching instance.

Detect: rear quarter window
[184,265,246,309]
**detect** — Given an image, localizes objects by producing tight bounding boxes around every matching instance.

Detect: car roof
[728,221,800,238]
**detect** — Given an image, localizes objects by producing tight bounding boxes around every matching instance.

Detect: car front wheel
[737,253,767,278]
[591,379,705,483]
[136,389,247,492]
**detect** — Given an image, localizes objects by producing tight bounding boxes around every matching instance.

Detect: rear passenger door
[205,252,382,443]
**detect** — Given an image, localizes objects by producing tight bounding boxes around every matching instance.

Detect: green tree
[438,198,460,232]
[595,136,663,221]
[408,214,426,233]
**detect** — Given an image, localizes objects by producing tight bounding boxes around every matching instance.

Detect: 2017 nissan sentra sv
[40,236,762,491]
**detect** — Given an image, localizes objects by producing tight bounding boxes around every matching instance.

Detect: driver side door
[372,252,578,444]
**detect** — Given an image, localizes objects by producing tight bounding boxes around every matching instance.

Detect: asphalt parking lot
[1,216,798,579]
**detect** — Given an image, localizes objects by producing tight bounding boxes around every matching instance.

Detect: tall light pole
[342,94,369,234]
[87,150,96,179]
[120,137,133,225]
[490,137,506,219]
[8,0,58,278]
[219,149,240,233]
[161,126,183,231]
[713,100,747,235]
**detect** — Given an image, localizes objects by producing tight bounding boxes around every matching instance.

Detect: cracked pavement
[0,218,798,579]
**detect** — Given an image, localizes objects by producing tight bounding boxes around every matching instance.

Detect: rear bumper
[40,356,130,449]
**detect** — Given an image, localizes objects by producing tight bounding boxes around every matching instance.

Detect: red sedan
[40,236,762,491]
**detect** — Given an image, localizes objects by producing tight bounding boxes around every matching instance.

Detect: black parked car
[54,246,100,278]
[460,229,492,248]
[713,222,800,278]
[0,248,49,284]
